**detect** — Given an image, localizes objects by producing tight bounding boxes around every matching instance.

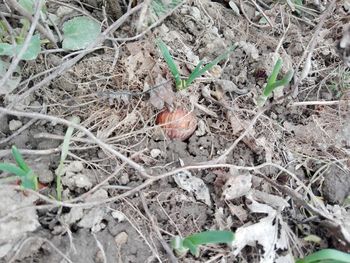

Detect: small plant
[0,145,38,190]
[296,248,350,263]
[156,39,236,90]
[0,0,101,90]
[171,230,234,257]
[257,58,294,107]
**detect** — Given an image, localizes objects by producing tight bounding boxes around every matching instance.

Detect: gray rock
[0,188,40,259]
[323,165,350,204]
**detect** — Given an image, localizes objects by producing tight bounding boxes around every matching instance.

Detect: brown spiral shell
[156,109,197,141]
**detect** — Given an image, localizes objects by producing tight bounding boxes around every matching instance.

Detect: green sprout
[55,116,80,201]
[171,230,234,257]
[257,58,294,107]
[296,248,350,263]
[0,145,38,190]
[156,39,236,90]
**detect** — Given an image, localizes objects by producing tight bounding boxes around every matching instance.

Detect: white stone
[9,120,22,131]
[111,211,125,222]
[150,149,161,158]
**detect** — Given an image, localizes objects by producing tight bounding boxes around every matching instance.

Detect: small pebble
[74,174,93,189]
[190,7,201,20]
[111,211,125,222]
[115,232,128,246]
[150,149,161,158]
[94,250,105,263]
[67,161,84,173]
[119,173,129,185]
[9,120,22,131]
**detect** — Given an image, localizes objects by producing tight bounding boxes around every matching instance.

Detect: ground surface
[0,0,350,262]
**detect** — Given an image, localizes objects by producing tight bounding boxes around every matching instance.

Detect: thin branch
[290,99,350,107]
[213,108,266,164]
[0,107,149,178]
[292,0,336,97]
[112,0,186,42]
[239,0,269,29]
[140,193,178,263]
[249,0,274,28]
[8,237,73,263]
[0,106,46,146]
[0,162,324,210]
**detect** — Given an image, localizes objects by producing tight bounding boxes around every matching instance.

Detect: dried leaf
[232,198,294,263]
[227,203,248,223]
[222,172,252,200]
[173,170,211,206]
[124,41,155,81]
[148,75,175,109]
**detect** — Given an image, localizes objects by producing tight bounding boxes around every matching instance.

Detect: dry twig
[0,107,149,178]
[292,0,336,97]
[140,193,178,263]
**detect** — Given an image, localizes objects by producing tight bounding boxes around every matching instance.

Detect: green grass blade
[171,230,234,257]
[11,145,30,172]
[156,38,181,86]
[56,116,80,201]
[186,45,236,87]
[183,239,199,257]
[263,58,283,97]
[186,230,234,246]
[296,249,350,263]
[269,69,294,90]
[185,61,203,88]
[60,116,80,165]
[0,163,27,177]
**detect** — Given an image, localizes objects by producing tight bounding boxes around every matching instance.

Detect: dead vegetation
[0,0,349,262]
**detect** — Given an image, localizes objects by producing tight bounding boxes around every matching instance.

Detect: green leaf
[0,35,41,60]
[186,45,236,87]
[18,0,46,15]
[11,146,30,173]
[0,163,27,177]
[171,230,234,257]
[62,16,100,51]
[156,38,182,87]
[296,249,350,263]
[185,230,234,246]
[0,146,38,190]
[19,0,35,14]
[17,34,41,60]
[263,58,283,97]
[0,43,15,56]
[257,59,293,107]
[20,170,38,190]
